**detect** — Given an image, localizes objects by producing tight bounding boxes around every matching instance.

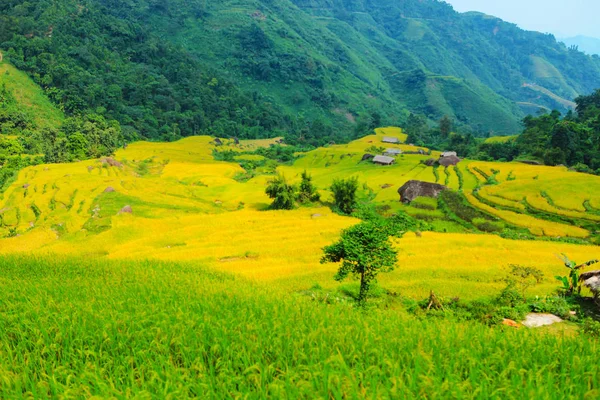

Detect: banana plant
[555,254,600,297]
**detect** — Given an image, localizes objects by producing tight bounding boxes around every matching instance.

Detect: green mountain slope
[0,60,64,131]
[1,0,600,139]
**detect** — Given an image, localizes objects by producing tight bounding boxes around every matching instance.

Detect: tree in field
[439,115,452,137]
[330,177,359,214]
[297,170,320,203]
[265,174,297,210]
[321,222,397,305]
[405,113,427,144]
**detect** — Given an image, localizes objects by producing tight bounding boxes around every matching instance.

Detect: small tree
[321,222,397,306]
[439,115,452,137]
[506,265,544,300]
[265,174,296,210]
[297,170,320,203]
[330,177,359,214]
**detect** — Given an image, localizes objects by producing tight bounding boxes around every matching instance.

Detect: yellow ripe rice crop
[464,192,589,238]
[1,130,600,301]
[468,161,600,212]
[477,186,527,210]
[484,135,517,143]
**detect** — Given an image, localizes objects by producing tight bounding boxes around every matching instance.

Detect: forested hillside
[2,0,600,141]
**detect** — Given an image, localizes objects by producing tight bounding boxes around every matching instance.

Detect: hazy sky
[445,0,600,38]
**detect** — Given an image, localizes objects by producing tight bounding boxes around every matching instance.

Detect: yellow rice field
[1,129,599,299]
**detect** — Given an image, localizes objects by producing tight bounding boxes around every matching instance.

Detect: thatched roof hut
[398,180,447,203]
[233,137,240,145]
[580,270,600,299]
[213,138,223,146]
[104,187,116,193]
[438,155,461,167]
[361,153,375,161]
[441,151,457,158]
[382,136,400,144]
[384,148,402,156]
[373,155,395,165]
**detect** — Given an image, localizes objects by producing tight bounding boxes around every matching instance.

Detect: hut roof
[384,148,402,155]
[441,151,457,157]
[438,155,461,167]
[373,155,395,165]
[580,270,600,295]
[382,136,400,144]
[398,180,447,203]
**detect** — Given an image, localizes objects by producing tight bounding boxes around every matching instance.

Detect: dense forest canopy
[2,0,600,143]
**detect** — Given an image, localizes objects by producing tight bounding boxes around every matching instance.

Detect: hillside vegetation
[2,0,600,140]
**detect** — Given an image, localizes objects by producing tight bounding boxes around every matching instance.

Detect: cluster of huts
[363,136,461,167]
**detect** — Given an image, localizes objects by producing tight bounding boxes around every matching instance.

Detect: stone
[398,180,448,203]
[522,313,563,328]
[119,205,133,214]
[502,318,520,328]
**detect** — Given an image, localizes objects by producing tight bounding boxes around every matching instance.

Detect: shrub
[297,170,320,203]
[330,177,359,215]
[265,174,297,210]
[582,318,600,338]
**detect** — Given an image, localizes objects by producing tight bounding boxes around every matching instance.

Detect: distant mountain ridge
[2,0,600,139]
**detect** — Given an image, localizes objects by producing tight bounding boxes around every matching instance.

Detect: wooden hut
[382,136,401,144]
[373,155,395,166]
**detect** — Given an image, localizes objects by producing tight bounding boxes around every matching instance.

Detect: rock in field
[119,205,133,214]
[522,313,563,328]
[502,318,520,328]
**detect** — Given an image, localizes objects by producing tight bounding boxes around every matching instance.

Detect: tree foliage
[297,170,320,204]
[265,174,296,210]
[321,221,398,305]
[330,177,359,215]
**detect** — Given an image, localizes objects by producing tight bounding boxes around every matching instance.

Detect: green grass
[1,255,599,398]
[0,62,64,129]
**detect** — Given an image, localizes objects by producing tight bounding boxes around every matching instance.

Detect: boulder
[100,157,123,168]
[398,180,447,203]
[104,187,116,193]
[522,313,563,328]
[438,155,461,167]
[119,205,133,214]
[502,319,520,328]
[361,153,375,161]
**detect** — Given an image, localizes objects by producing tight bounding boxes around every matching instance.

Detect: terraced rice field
[2,127,600,397]
[1,127,599,300]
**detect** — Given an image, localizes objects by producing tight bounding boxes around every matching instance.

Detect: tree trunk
[359,271,368,305]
